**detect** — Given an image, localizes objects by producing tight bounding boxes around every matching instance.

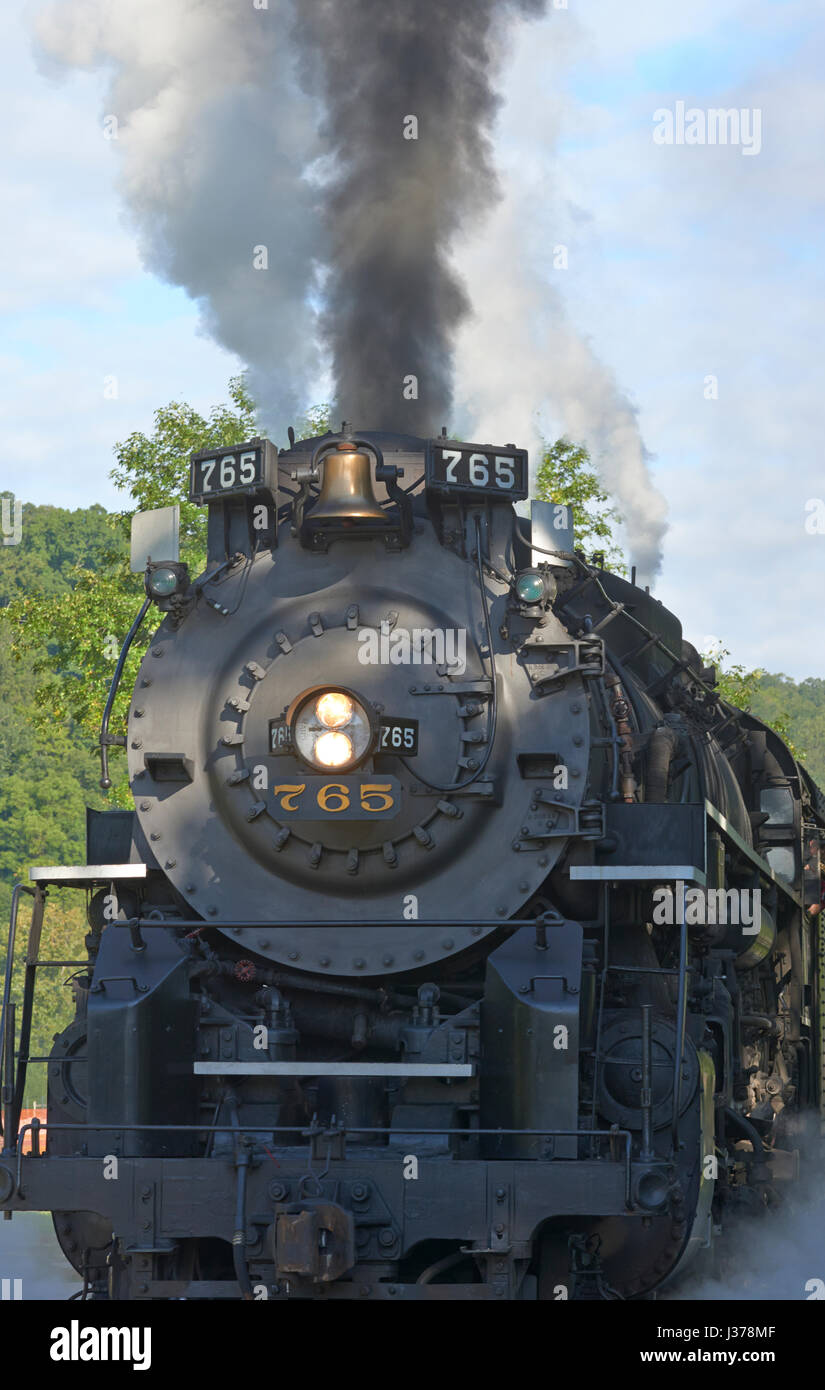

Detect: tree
[534,437,626,572]
[2,376,260,804]
[702,646,803,762]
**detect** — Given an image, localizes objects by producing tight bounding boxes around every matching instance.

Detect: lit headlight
[316,691,354,729]
[315,731,354,766]
[290,688,374,771]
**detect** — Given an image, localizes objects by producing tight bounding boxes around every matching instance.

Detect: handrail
[11,1123,635,1208]
[0,885,34,1152]
[671,880,688,1155]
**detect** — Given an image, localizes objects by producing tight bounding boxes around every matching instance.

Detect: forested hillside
[0,501,117,1102]
[1,494,824,1102]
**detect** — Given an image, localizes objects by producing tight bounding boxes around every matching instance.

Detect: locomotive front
[126,430,593,977]
[3,425,820,1300]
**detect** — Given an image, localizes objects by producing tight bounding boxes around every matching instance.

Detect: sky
[0,0,822,678]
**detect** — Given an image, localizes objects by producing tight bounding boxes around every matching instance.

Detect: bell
[303,443,387,534]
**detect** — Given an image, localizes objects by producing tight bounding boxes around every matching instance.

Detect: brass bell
[304,442,386,531]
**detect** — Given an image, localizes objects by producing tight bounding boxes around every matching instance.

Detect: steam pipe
[640,1004,653,1161]
[98,597,151,789]
[230,1100,254,1301]
[647,725,679,804]
[723,1105,765,1159]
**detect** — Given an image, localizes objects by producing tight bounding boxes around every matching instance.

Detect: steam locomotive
[1,427,823,1300]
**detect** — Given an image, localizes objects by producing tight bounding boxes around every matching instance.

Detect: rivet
[319,956,331,967]
[442,939,454,951]
[573,735,583,747]
[259,939,270,949]
[207,906,218,917]
[382,954,394,967]
[288,951,299,961]
[521,826,529,835]
[413,950,425,962]
[132,740,142,749]
[185,884,195,893]
[141,679,152,688]
[471,926,483,935]
[150,832,161,842]
[140,802,150,811]
[353,958,366,970]
[512,842,521,851]
[165,859,177,869]
[496,907,507,917]
[134,708,144,718]
[518,881,528,892]
[538,856,548,867]
[151,647,164,657]
[571,769,581,778]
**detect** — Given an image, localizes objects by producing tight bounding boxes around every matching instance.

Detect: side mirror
[130,505,180,572]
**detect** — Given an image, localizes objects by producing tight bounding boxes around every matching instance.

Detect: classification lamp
[145,561,190,603]
[513,568,555,608]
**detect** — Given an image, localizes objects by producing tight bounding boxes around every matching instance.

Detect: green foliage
[534,437,626,572]
[703,648,804,764]
[0,499,117,606]
[294,403,333,441]
[2,376,260,802]
[109,373,258,568]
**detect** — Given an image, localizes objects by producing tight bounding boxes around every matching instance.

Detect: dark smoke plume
[31,0,668,574]
[291,0,548,435]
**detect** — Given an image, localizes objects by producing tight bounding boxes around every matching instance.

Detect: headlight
[316,691,354,729]
[315,731,354,766]
[290,688,374,770]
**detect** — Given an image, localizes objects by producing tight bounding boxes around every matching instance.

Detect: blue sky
[1,0,822,678]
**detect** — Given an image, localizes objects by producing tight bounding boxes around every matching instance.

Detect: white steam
[32,0,324,441]
[454,196,668,582]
